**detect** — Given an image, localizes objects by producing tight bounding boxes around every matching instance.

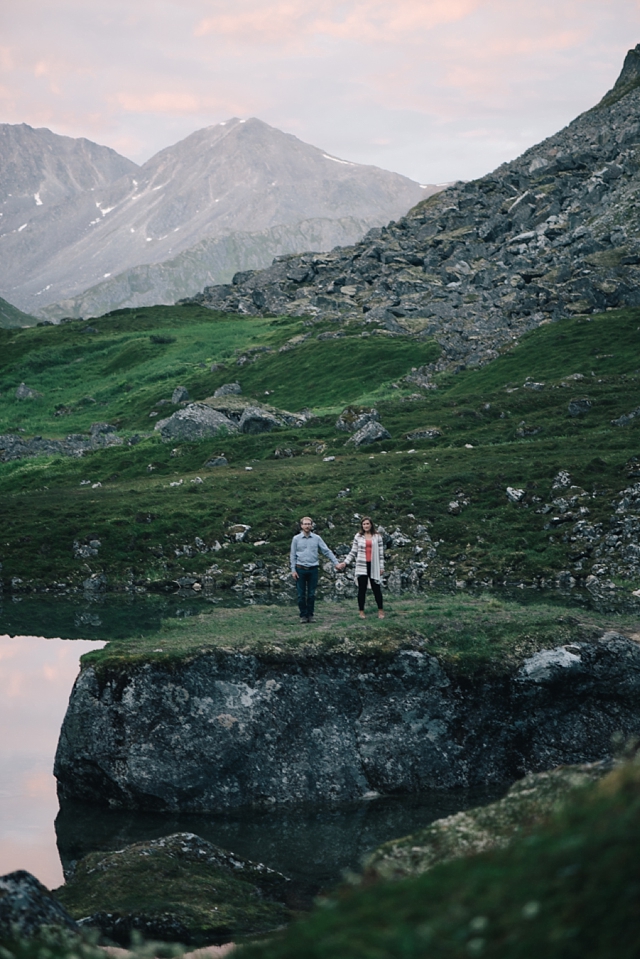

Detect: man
[290,516,341,622]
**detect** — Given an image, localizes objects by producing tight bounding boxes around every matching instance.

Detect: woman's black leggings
[357,562,383,611]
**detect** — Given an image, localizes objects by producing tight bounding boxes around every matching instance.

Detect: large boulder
[239,406,281,434]
[53,833,291,946]
[335,406,380,432]
[155,404,239,442]
[0,870,79,941]
[346,420,391,446]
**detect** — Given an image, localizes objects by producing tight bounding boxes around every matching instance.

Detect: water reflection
[56,785,507,905]
[0,634,105,888]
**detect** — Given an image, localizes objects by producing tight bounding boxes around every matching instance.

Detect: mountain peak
[614,43,640,89]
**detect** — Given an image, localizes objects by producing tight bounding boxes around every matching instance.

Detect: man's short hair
[300,516,313,524]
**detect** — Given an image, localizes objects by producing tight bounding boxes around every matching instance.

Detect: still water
[0,594,507,898]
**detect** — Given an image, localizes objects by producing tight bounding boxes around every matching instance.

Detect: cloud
[0,0,638,180]
[194,0,480,47]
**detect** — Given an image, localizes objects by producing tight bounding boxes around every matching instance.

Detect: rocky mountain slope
[189,45,640,376]
[0,119,435,319]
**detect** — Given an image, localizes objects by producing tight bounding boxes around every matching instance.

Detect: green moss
[363,763,607,881]
[239,761,640,959]
[54,833,292,946]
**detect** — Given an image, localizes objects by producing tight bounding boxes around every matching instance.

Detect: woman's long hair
[359,516,377,535]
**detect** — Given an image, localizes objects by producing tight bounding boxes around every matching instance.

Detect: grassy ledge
[78,594,637,675]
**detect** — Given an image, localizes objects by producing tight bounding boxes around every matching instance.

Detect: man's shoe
[307,615,314,623]
[300,616,309,623]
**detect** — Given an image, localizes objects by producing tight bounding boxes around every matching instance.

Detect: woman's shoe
[359,610,366,619]
[378,610,385,619]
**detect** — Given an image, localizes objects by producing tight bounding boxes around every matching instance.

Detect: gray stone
[0,870,79,940]
[15,382,42,400]
[346,420,391,446]
[204,455,228,467]
[172,386,190,404]
[89,422,117,436]
[406,428,442,441]
[612,406,640,426]
[54,634,640,813]
[213,382,243,397]
[239,406,281,434]
[506,487,525,503]
[568,397,592,416]
[335,407,380,432]
[155,404,239,442]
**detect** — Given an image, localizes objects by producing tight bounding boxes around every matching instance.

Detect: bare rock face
[54,634,640,814]
[0,870,79,941]
[154,404,239,441]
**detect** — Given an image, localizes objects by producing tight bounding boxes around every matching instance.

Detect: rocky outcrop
[0,427,124,463]
[155,396,309,441]
[54,633,640,813]
[185,46,640,376]
[362,761,609,880]
[53,832,291,946]
[0,870,80,941]
[154,404,239,441]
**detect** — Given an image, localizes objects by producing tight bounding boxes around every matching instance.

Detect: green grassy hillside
[0,295,39,328]
[1,304,640,598]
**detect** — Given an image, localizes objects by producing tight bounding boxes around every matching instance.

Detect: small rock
[172,386,190,404]
[506,487,525,503]
[406,428,442,440]
[568,397,592,416]
[213,382,242,397]
[89,422,117,436]
[229,524,251,542]
[552,470,572,490]
[15,382,42,400]
[204,455,228,467]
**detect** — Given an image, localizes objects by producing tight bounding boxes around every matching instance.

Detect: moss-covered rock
[363,761,609,880]
[53,832,292,946]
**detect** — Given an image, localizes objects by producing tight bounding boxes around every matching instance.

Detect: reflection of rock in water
[55,786,507,907]
[74,612,103,628]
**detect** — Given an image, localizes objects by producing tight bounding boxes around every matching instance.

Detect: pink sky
[0,635,104,888]
[0,1,639,182]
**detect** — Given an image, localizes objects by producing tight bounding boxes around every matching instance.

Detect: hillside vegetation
[1,303,640,606]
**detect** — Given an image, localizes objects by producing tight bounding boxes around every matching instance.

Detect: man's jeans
[296,565,318,618]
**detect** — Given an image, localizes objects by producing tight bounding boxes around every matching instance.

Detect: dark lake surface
[1,593,512,896]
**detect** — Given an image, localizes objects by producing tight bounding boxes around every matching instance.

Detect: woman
[341,516,385,619]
